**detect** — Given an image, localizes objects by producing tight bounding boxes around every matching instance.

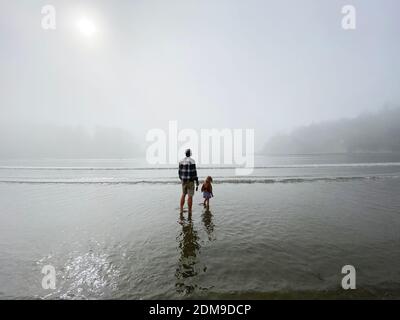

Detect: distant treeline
[264,107,400,154]
[0,125,141,159]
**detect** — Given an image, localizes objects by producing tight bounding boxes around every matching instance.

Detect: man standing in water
[179,149,199,213]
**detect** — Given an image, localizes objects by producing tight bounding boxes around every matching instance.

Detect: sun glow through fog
[76,18,97,37]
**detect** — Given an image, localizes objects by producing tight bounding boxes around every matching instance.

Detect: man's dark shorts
[182,181,195,197]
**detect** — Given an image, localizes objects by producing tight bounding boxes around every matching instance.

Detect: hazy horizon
[1,106,400,159]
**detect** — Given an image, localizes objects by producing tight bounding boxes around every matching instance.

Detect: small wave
[0,175,397,185]
[0,162,400,171]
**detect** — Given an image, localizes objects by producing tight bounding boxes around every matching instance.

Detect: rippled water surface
[0,154,400,299]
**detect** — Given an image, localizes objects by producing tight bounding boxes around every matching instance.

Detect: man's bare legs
[180,194,186,212]
[188,195,193,213]
[180,193,193,213]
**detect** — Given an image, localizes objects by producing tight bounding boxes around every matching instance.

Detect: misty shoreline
[264,107,400,155]
[1,107,399,159]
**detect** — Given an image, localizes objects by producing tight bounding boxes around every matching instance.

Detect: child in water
[201,176,214,208]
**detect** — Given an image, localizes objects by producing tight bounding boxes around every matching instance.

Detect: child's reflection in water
[202,208,215,241]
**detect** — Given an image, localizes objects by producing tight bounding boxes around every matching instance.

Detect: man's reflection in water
[175,210,215,295]
[201,208,215,241]
[175,212,201,294]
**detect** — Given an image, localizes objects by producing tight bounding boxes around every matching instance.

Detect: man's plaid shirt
[178,157,199,185]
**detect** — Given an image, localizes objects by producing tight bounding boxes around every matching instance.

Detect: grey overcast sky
[1,0,400,150]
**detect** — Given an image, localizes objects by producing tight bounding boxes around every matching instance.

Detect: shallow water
[0,154,399,299]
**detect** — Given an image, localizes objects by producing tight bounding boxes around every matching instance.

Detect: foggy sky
[1,0,400,156]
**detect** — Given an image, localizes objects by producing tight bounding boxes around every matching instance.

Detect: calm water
[0,154,400,299]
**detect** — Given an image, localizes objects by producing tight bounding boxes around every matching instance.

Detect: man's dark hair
[185,149,191,157]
